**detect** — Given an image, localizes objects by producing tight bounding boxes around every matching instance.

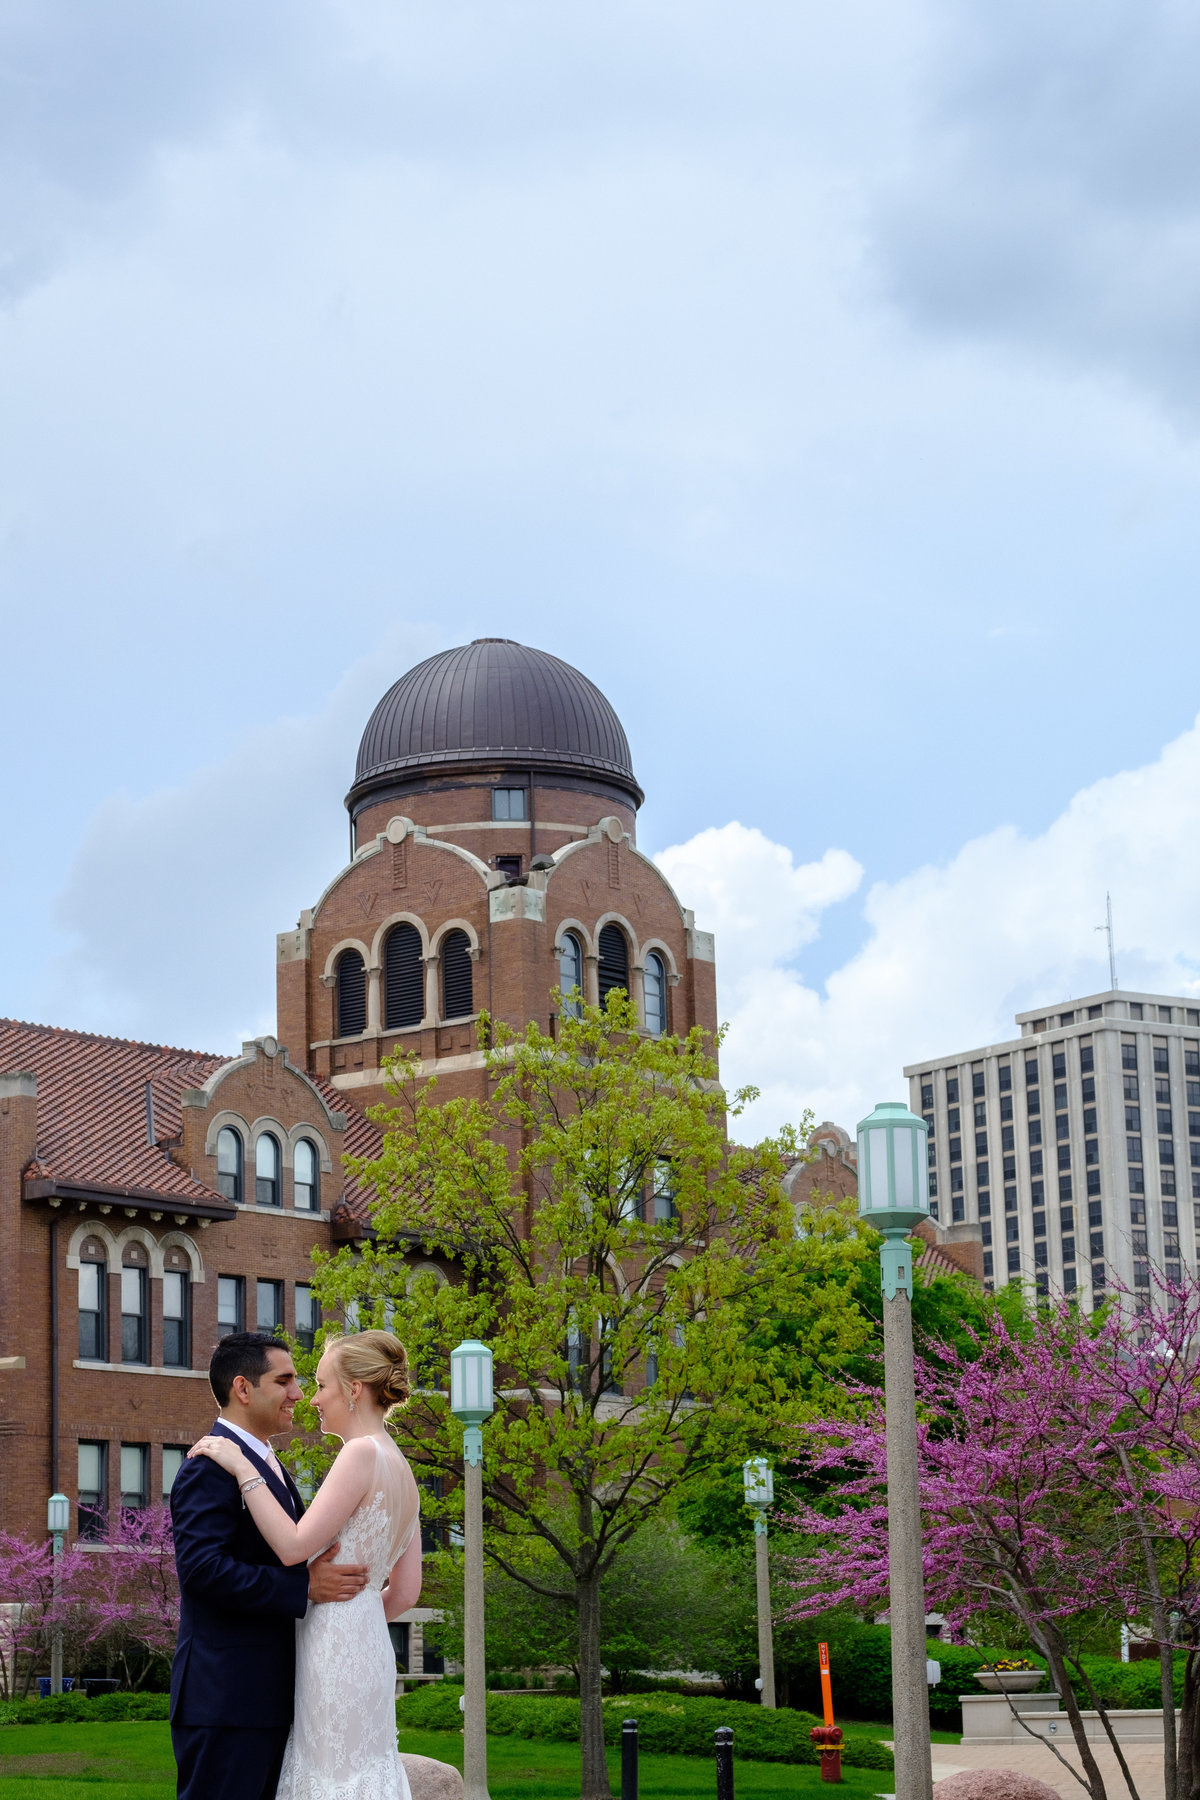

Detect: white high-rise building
[904,991,1200,1301]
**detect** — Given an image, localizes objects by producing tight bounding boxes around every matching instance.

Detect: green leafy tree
[427,1516,746,1692]
[309,993,853,1800]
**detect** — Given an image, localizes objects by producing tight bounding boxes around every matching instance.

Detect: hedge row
[788,1625,1185,1729]
[0,1691,170,1726]
[394,1683,894,1769]
[812,1627,994,1726]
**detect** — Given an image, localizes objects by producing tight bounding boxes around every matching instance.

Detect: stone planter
[975,1670,1043,1693]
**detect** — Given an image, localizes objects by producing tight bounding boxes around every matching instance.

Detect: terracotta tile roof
[309,1076,383,1226]
[914,1219,984,1282]
[0,1018,227,1203]
[916,1240,966,1279]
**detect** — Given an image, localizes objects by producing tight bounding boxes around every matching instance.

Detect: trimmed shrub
[0,1691,170,1726]
[1068,1656,1184,1712]
[394,1683,894,1769]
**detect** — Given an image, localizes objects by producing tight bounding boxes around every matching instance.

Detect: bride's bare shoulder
[330,1436,380,1471]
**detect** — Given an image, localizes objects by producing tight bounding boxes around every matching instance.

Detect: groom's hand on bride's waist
[308,1542,370,1604]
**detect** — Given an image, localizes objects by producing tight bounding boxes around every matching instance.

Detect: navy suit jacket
[169,1423,311,1730]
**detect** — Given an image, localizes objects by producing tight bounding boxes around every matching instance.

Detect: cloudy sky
[4,0,1200,1136]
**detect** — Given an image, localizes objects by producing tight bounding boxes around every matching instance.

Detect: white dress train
[277,1435,421,1800]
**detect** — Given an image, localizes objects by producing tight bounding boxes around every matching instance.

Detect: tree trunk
[1039,1629,1111,1800]
[1159,1638,1179,1800]
[1118,1464,1176,1800]
[576,1565,612,1800]
[1178,1651,1200,1800]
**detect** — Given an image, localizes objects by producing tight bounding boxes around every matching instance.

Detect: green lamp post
[47,1491,69,1695]
[450,1340,495,1800]
[856,1102,932,1800]
[742,1458,776,1708]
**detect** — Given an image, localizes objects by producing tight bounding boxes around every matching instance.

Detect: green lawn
[843,1722,963,1747]
[0,1720,906,1799]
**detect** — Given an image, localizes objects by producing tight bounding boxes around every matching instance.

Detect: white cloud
[872,0,1200,412]
[654,826,862,994]
[660,715,1200,1139]
[47,625,442,1052]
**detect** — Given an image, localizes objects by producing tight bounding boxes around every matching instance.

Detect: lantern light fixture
[856,1101,930,1299]
[743,1457,774,1510]
[450,1339,495,1466]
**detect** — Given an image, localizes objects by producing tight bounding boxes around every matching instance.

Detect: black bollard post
[715,1725,734,1800]
[621,1718,638,1800]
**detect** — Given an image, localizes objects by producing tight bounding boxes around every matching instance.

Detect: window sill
[73,1359,208,1379]
[232,1203,329,1220]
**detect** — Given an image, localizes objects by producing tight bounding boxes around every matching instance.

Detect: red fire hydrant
[810,1723,844,1783]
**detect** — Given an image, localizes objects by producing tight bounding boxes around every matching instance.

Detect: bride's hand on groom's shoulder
[188,1435,253,1480]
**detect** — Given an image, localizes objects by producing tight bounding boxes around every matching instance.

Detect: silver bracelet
[239,1475,267,1506]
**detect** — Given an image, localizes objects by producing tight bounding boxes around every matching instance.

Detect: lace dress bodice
[331,1442,419,1586]
[277,1436,420,1800]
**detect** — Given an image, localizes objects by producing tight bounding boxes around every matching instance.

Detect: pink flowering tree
[1070,1281,1200,1800]
[0,1531,92,1699]
[0,1507,179,1697]
[78,1506,179,1689]
[780,1285,1200,1800]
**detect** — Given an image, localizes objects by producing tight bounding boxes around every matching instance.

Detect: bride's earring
[349,1400,355,1412]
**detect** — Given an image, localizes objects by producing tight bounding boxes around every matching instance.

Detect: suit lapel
[281,1465,305,1518]
[211,1421,298,1520]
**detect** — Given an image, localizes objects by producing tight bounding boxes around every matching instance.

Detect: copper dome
[348,639,642,814]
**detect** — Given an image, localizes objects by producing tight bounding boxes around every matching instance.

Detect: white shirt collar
[217,1418,283,1469]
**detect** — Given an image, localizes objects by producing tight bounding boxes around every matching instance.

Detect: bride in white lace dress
[189,1330,423,1800]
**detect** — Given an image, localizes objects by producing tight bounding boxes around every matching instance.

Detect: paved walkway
[925,1738,1166,1800]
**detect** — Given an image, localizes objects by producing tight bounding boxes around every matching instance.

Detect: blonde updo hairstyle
[326,1329,411,1419]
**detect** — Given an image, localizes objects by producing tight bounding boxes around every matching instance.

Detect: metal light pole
[857,1102,933,1800]
[742,1458,776,1708]
[47,1492,69,1695]
[450,1339,495,1800]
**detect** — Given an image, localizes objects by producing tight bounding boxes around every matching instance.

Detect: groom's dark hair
[210,1331,287,1406]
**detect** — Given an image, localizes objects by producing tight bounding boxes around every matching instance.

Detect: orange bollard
[811,1644,843,1782]
[818,1641,835,1726]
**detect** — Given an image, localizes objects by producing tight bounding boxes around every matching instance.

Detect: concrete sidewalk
[927,1737,1165,1800]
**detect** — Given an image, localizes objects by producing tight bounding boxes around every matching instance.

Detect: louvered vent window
[384,923,424,1029]
[597,924,629,1005]
[441,930,474,1020]
[336,949,367,1037]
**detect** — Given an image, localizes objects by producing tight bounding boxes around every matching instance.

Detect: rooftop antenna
[1096,892,1118,991]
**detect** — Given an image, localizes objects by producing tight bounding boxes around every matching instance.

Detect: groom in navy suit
[170,1332,370,1800]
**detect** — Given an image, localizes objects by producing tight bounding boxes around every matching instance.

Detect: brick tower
[277,639,719,1180]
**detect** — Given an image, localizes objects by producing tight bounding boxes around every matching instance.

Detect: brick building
[783,1122,859,1212]
[0,638,720,1548]
[784,1122,983,1280]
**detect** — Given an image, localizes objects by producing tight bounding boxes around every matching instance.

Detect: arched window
[256,1134,281,1207]
[216,1127,243,1205]
[121,1244,149,1364]
[597,923,629,1006]
[163,1257,190,1369]
[336,948,367,1037]
[384,922,424,1029]
[644,952,667,1035]
[294,1138,320,1212]
[558,932,584,1017]
[441,929,474,1020]
[78,1241,107,1362]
